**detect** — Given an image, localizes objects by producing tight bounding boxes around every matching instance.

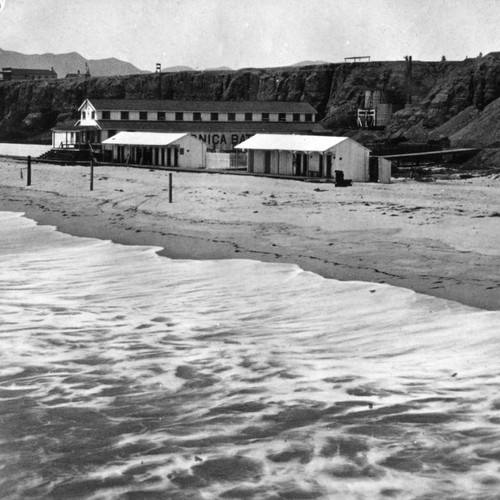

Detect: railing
[57,142,101,150]
[206,152,231,169]
[206,152,247,169]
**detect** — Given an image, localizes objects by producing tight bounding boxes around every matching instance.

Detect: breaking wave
[0,211,499,499]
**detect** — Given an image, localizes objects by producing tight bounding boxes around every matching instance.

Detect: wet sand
[1,159,499,310]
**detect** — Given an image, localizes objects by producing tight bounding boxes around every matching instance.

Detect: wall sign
[192,132,253,148]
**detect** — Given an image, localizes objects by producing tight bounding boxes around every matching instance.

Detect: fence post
[169,173,173,203]
[90,158,94,191]
[27,156,31,186]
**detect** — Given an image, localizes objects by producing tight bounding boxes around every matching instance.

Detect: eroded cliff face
[1,54,500,146]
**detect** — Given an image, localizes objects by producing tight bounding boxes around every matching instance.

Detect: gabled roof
[51,121,99,131]
[85,99,318,114]
[97,120,326,134]
[235,134,365,153]
[102,131,189,146]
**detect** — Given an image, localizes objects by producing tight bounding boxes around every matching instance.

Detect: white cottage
[235,134,380,182]
[101,132,207,169]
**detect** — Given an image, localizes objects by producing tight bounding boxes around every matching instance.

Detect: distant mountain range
[0,48,148,77]
[0,48,334,78]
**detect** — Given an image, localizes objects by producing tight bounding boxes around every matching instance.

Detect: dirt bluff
[1,54,500,150]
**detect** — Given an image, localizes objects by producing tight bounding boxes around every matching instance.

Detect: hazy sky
[0,0,498,70]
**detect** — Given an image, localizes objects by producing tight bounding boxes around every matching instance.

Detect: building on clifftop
[1,67,57,81]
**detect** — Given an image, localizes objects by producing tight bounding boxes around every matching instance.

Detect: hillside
[0,48,147,78]
[1,53,500,167]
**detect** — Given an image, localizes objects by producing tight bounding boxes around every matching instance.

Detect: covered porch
[102,132,207,169]
[51,123,102,149]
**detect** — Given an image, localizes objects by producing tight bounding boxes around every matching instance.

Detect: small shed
[235,134,374,182]
[102,131,207,168]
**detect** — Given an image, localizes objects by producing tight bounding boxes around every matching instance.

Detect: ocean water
[0,211,499,500]
[0,143,51,157]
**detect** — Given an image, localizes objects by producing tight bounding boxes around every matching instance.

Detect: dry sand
[1,158,499,310]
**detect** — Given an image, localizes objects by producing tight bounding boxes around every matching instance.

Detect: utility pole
[405,55,413,105]
[156,63,162,100]
[27,156,31,186]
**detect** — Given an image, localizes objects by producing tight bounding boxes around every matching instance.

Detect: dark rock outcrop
[1,54,500,147]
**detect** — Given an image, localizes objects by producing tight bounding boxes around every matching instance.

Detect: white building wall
[53,131,77,147]
[175,135,207,169]
[332,139,370,182]
[307,154,320,173]
[379,158,392,184]
[80,102,97,126]
[253,150,265,173]
[270,151,279,173]
[206,153,231,169]
[279,151,294,175]
[244,139,369,180]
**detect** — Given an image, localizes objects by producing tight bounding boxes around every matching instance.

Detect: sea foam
[0,211,499,500]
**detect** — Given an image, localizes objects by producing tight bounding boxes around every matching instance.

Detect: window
[278,113,286,122]
[175,112,183,121]
[262,113,269,122]
[228,113,235,121]
[193,112,202,121]
[108,130,117,138]
[81,111,86,120]
[102,111,110,120]
[245,112,253,121]
[293,113,300,122]
[210,112,218,121]
[157,112,165,121]
[305,113,313,122]
[91,111,96,119]
[121,111,129,120]
[139,111,148,120]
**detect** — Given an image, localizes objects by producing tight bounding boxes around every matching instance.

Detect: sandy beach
[1,158,499,310]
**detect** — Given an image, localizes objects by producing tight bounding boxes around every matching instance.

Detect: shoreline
[1,159,500,310]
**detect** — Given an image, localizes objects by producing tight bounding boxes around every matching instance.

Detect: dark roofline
[96,120,326,133]
[85,98,318,114]
[51,123,99,131]
[2,67,57,75]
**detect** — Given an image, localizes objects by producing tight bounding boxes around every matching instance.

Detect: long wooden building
[52,98,326,153]
[1,67,58,81]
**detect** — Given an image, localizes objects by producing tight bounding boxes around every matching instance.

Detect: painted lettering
[212,134,220,145]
